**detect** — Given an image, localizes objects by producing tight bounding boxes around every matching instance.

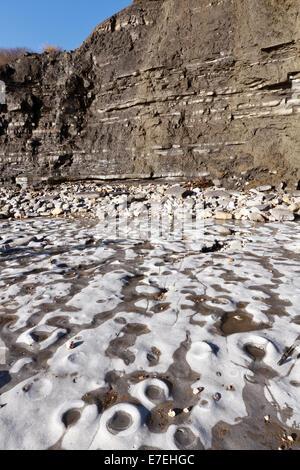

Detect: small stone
[254,203,271,212]
[165,185,186,199]
[233,315,242,321]
[256,185,272,192]
[193,386,204,395]
[233,209,246,220]
[51,207,63,216]
[288,202,300,212]
[226,385,235,391]
[264,415,270,423]
[215,211,233,220]
[270,208,295,221]
[183,406,193,413]
[249,211,265,222]
[198,209,213,219]
[213,393,222,401]
[168,409,176,418]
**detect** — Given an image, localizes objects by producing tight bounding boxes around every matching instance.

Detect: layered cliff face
[0,0,300,186]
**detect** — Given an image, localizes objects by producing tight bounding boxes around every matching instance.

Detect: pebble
[215,212,233,220]
[165,185,185,198]
[249,211,265,223]
[256,185,272,192]
[289,202,300,213]
[51,207,64,216]
[213,393,222,401]
[183,406,193,414]
[193,387,204,395]
[269,208,295,222]
[199,209,213,219]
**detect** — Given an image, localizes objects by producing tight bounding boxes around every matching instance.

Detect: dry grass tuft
[0,47,29,66]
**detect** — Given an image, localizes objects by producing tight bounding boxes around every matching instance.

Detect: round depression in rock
[145,384,166,403]
[174,427,196,449]
[106,410,133,435]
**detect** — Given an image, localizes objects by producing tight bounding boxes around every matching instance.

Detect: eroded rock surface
[0,0,300,186]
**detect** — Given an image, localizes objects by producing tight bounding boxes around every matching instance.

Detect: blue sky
[0,0,132,52]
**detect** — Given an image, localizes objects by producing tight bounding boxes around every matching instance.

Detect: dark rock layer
[0,0,300,186]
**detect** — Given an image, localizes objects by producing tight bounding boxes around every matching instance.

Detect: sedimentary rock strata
[0,0,299,186]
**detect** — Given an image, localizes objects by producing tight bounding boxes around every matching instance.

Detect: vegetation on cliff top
[0,48,29,66]
[0,45,62,66]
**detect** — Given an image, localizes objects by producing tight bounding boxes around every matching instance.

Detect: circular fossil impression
[106,410,133,435]
[62,409,81,428]
[174,427,196,449]
[145,384,166,403]
[244,343,265,361]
